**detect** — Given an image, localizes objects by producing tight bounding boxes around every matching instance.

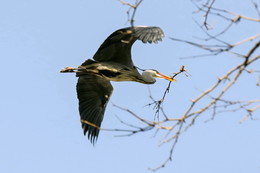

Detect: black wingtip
[82,123,100,144]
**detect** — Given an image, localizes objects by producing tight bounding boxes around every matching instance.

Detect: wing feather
[92,26,164,67]
[76,73,113,143]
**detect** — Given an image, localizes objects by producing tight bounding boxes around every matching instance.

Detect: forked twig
[118,0,144,26]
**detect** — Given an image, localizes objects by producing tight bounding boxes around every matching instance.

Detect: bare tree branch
[103,0,260,171]
[203,0,216,29]
[146,66,190,119]
[118,0,144,26]
[109,33,260,172]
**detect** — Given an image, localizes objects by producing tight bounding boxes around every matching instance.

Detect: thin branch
[203,0,216,29]
[112,103,154,126]
[147,66,189,119]
[240,104,260,123]
[149,122,184,172]
[210,6,260,22]
[252,0,260,18]
[118,0,144,26]
[170,34,260,58]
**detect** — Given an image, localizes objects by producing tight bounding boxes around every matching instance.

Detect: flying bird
[61,26,175,143]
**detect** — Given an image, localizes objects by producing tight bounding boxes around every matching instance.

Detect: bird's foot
[60,67,78,73]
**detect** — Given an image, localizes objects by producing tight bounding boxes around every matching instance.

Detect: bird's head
[141,69,176,84]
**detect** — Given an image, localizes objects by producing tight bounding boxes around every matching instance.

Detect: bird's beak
[156,73,176,82]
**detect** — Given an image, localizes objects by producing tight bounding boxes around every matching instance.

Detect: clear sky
[1,0,259,173]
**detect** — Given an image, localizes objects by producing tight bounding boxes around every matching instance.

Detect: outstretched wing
[76,73,113,143]
[92,26,164,68]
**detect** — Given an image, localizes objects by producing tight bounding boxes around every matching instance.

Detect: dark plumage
[61,26,172,144]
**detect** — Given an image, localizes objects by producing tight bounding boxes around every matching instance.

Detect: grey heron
[61,26,175,143]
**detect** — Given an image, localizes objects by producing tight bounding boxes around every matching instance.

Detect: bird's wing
[92,26,164,68]
[76,73,113,143]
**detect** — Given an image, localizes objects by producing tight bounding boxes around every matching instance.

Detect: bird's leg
[60,67,79,73]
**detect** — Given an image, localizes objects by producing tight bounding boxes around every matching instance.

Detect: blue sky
[1,0,259,173]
